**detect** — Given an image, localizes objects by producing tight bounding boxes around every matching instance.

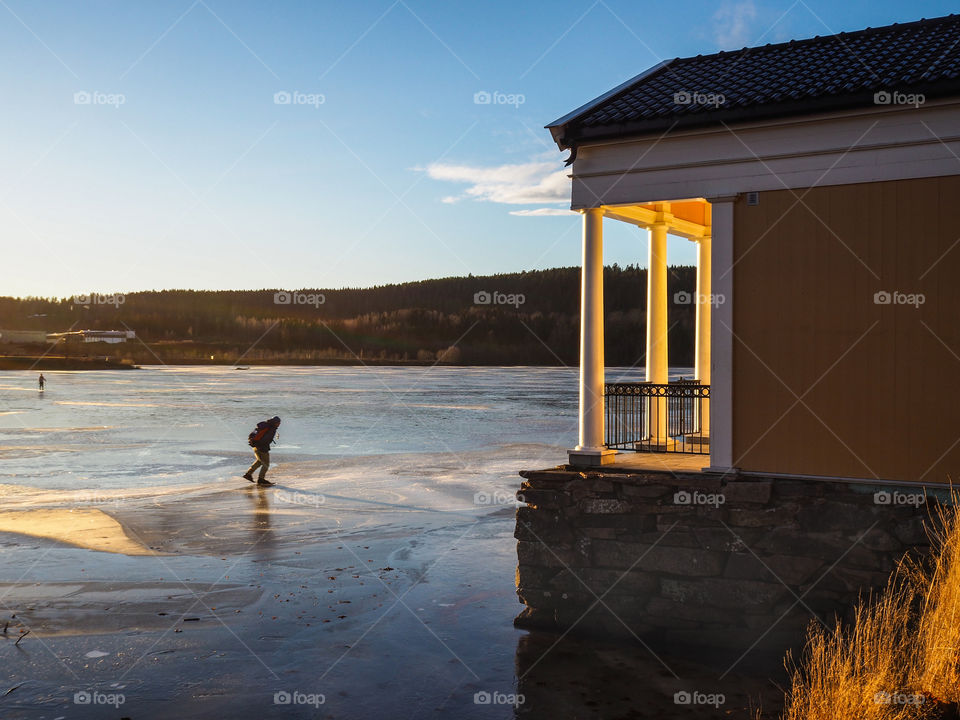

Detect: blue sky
[2,0,954,297]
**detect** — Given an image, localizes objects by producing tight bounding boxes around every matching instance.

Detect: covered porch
[569,199,722,469]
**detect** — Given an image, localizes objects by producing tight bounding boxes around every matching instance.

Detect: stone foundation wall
[514,467,946,655]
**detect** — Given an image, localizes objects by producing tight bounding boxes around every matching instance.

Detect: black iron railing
[604,381,710,454]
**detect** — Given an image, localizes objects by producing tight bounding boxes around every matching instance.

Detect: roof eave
[559,81,960,149]
[546,59,674,150]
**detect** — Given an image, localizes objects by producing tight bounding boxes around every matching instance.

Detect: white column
[707,198,735,472]
[696,232,712,437]
[646,221,669,445]
[569,208,615,467]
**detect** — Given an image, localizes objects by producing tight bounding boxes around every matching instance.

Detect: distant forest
[0,266,699,366]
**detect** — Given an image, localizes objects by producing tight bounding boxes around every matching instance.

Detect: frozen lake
[0,365,765,720]
[0,365,690,495]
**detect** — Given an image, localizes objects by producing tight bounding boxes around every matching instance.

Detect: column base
[568,447,617,467]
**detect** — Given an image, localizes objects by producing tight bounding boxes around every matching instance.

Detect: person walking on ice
[243,416,281,486]
[38,374,45,391]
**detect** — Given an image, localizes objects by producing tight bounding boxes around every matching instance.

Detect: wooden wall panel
[731,175,960,483]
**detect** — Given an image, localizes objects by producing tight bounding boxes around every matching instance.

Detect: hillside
[0,266,699,366]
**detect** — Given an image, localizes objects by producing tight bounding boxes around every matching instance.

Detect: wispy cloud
[509,208,574,217]
[423,159,569,205]
[713,0,757,49]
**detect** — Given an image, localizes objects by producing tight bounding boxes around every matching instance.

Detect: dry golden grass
[782,493,960,720]
[909,502,960,706]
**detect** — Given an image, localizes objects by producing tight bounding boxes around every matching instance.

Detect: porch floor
[602,451,709,474]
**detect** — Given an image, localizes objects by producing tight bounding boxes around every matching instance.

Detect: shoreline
[0,357,573,370]
[0,356,138,371]
[0,358,684,370]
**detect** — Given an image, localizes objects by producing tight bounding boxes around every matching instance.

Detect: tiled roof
[548,14,960,149]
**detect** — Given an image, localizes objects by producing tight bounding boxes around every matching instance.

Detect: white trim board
[570,99,960,208]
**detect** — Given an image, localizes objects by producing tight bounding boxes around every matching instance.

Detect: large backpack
[248,421,271,447]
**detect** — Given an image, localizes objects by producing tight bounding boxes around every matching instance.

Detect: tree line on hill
[0,265,699,366]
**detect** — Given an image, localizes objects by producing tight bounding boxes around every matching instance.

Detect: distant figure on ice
[38,374,45,391]
[243,416,281,486]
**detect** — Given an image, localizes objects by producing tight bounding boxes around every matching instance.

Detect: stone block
[516,488,563,509]
[859,528,903,552]
[721,480,772,504]
[808,565,894,595]
[772,480,827,499]
[727,504,799,528]
[518,470,578,486]
[892,515,931,545]
[580,498,632,514]
[796,501,875,533]
[590,540,726,577]
[581,527,617,539]
[660,577,789,610]
[574,513,657,532]
[621,484,672,498]
[516,540,574,568]
[548,567,659,597]
[514,510,574,545]
[692,526,765,552]
[723,552,824,585]
[619,530,699,548]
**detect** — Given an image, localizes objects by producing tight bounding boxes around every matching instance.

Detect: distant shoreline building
[0,329,48,344]
[46,330,135,344]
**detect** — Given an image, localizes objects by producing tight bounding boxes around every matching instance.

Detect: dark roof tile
[550,14,960,148]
